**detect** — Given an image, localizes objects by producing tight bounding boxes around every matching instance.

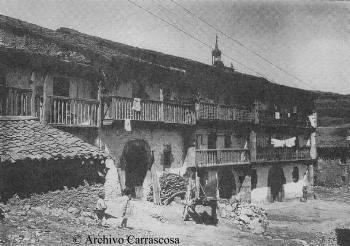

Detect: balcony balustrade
[195,148,250,167]
[102,96,196,125]
[0,86,32,116]
[256,147,312,162]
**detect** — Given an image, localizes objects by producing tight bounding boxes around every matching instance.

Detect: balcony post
[97,81,102,127]
[250,130,257,162]
[42,74,52,124]
[30,73,36,117]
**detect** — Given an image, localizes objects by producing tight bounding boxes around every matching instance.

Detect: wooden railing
[103,96,195,125]
[197,102,253,122]
[163,101,195,125]
[195,149,250,167]
[258,111,311,128]
[0,86,32,116]
[256,147,311,162]
[48,96,99,127]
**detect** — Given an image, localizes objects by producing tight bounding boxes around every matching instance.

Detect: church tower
[212,35,224,67]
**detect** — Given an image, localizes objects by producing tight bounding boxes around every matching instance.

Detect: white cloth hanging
[132,98,141,111]
[271,137,296,147]
[275,112,280,119]
[285,137,296,147]
[124,119,131,131]
[308,113,317,127]
[159,89,163,101]
[271,138,284,147]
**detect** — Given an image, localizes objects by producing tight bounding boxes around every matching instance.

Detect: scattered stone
[218,200,268,234]
[67,207,80,217]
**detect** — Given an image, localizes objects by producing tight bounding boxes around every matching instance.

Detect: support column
[97,81,103,127]
[250,130,257,162]
[42,74,51,124]
[30,72,36,117]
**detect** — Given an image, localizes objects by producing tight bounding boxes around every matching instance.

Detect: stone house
[0,14,317,203]
[316,127,350,187]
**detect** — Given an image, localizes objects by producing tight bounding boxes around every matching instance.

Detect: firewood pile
[218,200,268,234]
[14,183,104,212]
[147,173,187,205]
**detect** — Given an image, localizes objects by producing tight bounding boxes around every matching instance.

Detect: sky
[0,0,349,93]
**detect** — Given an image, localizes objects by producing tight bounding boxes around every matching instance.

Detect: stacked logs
[147,173,187,205]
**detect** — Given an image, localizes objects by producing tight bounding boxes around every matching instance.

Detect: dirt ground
[1,187,350,245]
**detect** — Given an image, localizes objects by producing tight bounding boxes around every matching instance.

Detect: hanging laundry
[285,137,296,147]
[308,113,317,127]
[271,138,284,147]
[132,98,141,111]
[243,141,248,149]
[271,137,296,147]
[159,89,163,101]
[275,112,280,119]
[124,119,131,131]
[293,106,298,114]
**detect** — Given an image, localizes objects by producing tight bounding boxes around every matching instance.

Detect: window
[224,134,232,148]
[53,77,70,97]
[208,132,217,149]
[163,145,172,168]
[292,167,299,182]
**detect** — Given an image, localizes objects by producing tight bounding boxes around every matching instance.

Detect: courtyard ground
[1,186,350,245]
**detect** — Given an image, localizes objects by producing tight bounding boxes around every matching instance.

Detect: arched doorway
[268,165,286,202]
[120,139,152,198]
[218,168,236,199]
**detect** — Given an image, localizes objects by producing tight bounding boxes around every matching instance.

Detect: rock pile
[218,200,268,234]
[147,173,187,205]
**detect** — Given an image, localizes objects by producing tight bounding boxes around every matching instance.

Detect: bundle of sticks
[147,173,187,205]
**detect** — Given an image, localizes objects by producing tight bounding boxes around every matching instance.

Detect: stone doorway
[218,168,236,199]
[268,165,286,202]
[120,139,152,198]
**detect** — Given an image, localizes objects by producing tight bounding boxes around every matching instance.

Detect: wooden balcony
[0,86,32,116]
[195,149,250,167]
[256,147,312,162]
[102,96,195,125]
[196,102,253,123]
[47,96,100,127]
[258,111,311,128]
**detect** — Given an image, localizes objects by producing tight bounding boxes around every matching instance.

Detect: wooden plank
[151,165,161,205]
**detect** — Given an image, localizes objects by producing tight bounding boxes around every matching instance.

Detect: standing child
[119,188,133,229]
[95,191,107,225]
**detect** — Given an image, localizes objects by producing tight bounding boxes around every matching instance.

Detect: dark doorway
[208,132,217,149]
[268,166,286,202]
[218,168,236,199]
[120,140,152,198]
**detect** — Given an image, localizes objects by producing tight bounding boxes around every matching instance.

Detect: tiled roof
[0,117,109,163]
[317,127,350,148]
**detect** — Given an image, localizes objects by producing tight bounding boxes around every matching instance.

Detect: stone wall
[315,158,349,187]
[251,162,310,204]
[0,158,106,201]
[97,124,188,171]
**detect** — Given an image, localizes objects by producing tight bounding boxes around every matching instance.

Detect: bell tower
[212,35,223,67]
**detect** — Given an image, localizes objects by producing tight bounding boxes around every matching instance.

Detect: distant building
[316,127,350,187]
[0,15,317,203]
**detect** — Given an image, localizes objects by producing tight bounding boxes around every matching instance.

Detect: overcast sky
[0,0,348,93]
